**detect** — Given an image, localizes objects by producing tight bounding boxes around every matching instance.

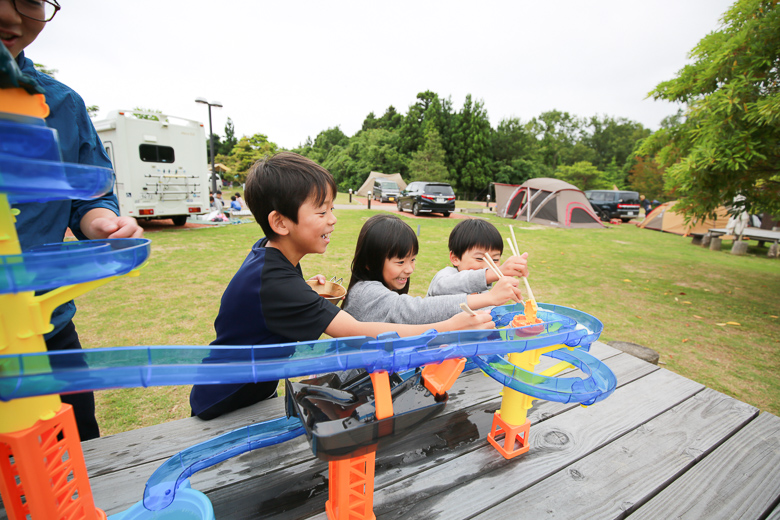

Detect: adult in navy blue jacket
[2,0,143,440]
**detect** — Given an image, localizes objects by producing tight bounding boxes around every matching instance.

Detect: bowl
[306,279,347,304]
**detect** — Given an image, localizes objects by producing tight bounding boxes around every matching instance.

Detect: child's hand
[308,274,327,285]
[500,252,529,278]
[488,277,523,306]
[449,311,495,330]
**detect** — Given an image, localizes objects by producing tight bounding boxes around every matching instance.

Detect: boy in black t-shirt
[190,152,494,420]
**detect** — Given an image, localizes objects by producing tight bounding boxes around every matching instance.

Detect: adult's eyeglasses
[12,0,61,22]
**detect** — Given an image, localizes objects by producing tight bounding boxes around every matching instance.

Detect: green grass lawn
[74,207,780,435]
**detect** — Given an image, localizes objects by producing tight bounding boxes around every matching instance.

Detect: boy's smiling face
[286,192,336,257]
[451,247,501,272]
[0,1,46,58]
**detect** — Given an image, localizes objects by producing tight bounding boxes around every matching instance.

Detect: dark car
[372,179,401,203]
[397,181,456,217]
[584,190,641,222]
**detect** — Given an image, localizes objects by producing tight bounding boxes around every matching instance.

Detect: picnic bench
[704,227,780,256]
[2,341,778,519]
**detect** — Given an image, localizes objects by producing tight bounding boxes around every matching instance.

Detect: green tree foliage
[554,161,610,190]
[131,107,166,122]
[584,115,652,174]
[33,63,57,78]
[86,105,99,118]
[221,118,237,155]
[215,133,279,184]
[628,156,668,201]
[451,95,492,196]
[408,128,449,183]
[528,110,584,173]
[321,129,406,190]
[640,0,780,217]
[490,117,545,185]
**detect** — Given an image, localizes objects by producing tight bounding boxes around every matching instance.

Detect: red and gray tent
[495,178,603,228]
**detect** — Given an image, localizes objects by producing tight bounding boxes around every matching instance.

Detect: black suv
[397,181,456,217]
[584,190,641,222]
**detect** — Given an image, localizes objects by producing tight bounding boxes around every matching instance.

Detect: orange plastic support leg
[486,411,531,460]
[0,403,106,520]
[422,357,466,397]
[325,446,377,520]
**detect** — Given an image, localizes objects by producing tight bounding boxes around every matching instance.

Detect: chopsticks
[459,302,477,316]
[482,253,504,280]
[507,225,537,305]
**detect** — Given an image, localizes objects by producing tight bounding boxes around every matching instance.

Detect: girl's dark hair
[345,214,418,303]
[244,152,336,240]
[448,219,504,259]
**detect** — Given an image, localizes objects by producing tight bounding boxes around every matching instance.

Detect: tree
[554,161,610,191]
[408,128,449,183]
[490,117,544,185]
[628,156,668,201]
[528,110,584,173]
[86,105,99,118]
[640,0,780,218]
[131,107,166,121]
[451,95,492,197]
[33,63,57,78]
[221,118,237,155]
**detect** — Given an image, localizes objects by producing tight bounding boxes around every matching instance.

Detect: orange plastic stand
[0,403,105,520]
[368,371,393,420]
[325,447,377,520]
[422,357,466,397]
[486,411,531,459]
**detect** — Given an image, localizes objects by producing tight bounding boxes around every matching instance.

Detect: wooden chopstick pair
[498,225,536,304]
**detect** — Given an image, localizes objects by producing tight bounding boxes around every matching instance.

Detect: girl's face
[382,253,415,291]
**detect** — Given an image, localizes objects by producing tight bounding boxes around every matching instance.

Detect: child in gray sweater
[343,214,522,324]
[427,219,529,305]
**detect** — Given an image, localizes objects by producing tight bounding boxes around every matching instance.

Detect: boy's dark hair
[244,152,336,240]
[448,219,504,259]
[231,195,236,201]
[346,214,418,302]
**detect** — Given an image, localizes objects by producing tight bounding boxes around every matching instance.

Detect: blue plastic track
[0,311,596,401]
[143,417,305,511]
[0,238,151,294]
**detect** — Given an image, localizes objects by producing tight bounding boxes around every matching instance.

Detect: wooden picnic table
[3,341,779,519]
[708,227,780,244]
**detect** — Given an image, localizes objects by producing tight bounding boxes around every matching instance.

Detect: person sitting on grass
[341,214,523,324]
[229,195,241,212]
[189,152,494,420]
[427,219,529,309]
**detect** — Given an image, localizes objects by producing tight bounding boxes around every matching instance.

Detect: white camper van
[93,110,210,226]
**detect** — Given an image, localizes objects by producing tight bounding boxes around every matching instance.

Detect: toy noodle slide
[0,47,614,519]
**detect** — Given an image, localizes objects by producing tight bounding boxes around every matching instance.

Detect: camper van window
[139,144,175,163]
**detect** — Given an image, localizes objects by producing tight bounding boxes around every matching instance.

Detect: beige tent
[638,201,730,236]
[494,183,521,218]
[497,178,604,228]
[355,172,407,197]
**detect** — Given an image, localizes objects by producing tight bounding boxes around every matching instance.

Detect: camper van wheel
[599,209,610,222]
[413,203,420,216]
[171,215,188,227]
[441,211,450,217]
[397,200,403,212]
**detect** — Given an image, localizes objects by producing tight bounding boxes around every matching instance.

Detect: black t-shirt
[190,238,340,416]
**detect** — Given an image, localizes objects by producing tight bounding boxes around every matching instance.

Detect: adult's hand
[81,208,143,239]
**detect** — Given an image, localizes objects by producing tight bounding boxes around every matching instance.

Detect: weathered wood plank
[471,388,758,520]
[629,411,780,520]
[363,369,704,520]
[205,352,653,519]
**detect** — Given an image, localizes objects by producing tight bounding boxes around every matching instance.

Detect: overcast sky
[28,0,734,149]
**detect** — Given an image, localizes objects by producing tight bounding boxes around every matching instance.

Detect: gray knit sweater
[426,266,490,297]
[343,280,467,324]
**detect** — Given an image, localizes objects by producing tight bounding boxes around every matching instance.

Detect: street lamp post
[195,97,223,194]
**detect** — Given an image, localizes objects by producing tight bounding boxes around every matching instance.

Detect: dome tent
[638,201,730,236]
[497,178,603,228]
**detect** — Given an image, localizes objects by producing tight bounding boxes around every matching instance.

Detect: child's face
[0,1,46,58]
[287,192,336,256]
[451,247,501,272]
[382,253,415,291]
